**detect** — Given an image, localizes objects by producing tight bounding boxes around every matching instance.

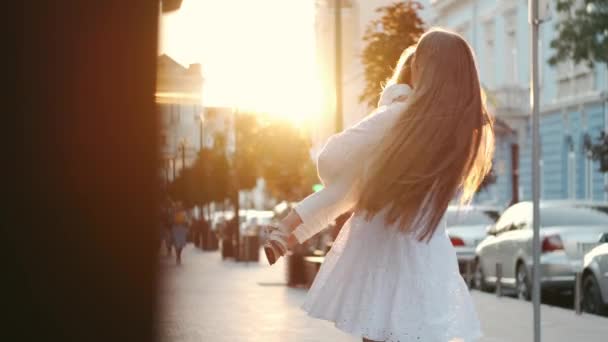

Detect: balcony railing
[488,85,529,117]
[429,0,459,10]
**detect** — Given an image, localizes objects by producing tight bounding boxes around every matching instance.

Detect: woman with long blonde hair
[265,28,493,341]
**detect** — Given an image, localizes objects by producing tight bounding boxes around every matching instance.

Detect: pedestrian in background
[172,208,189,265]
[160,200,174,257]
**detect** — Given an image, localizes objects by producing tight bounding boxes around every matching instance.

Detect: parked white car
[474,200,608,300]
[444,205,500,277]
[240,210,274,236]
[582,236,608,315]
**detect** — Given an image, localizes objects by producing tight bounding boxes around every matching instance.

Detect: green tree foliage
[208,133,230,204]
[234,113,261,192]
[590,131,608,172]
[168,134,231,209]
[549,0,608,66]
[189,148,213,206]
[168,166,195,207]
[257,120,317,202]
[169,116,318,207]
[360,1,425,108]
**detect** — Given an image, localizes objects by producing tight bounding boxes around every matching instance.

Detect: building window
[168,104,181,124]
[582,131,594,200]
[483,20,495,89]
[504,10,517,85]
[555,61,594,99]
[568,149,576,199]
[585,153,592,199]
[169,104,175,124]
[573,73,593,95]
[540,159,545,199]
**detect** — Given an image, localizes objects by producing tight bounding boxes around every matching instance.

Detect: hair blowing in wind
[356,28,495,242]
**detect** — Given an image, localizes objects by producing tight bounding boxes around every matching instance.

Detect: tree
[209,133,230,205]
[590,131,608,172]
[168,135,231,209]
[359,1,425,108]
[549,0,608,67]
[234,112,261,193]
[168,166,195,207]
[258,120,317,202]
[189,148,213,206]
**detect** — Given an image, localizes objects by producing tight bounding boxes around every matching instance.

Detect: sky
[160,0,324,124]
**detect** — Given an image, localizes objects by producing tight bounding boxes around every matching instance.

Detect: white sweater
[292,84,412,243]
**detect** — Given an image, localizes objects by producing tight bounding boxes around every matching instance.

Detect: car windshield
[541,206,608,227]
[445,210,497,226]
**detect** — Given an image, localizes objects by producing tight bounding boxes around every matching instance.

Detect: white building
[312,1,437,147]
[156,54,204,182]
[422,0,608,204]
[313,0,401,148]
[313,1,608,204]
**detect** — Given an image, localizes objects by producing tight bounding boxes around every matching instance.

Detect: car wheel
[582,274,608,316]
[516,263,531,301]
[474,259,492,292]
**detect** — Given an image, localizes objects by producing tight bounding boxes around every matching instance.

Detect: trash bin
[285,244,307,287]
[239,235,259,262]
[221,235,234,259]
[204,228,218,251]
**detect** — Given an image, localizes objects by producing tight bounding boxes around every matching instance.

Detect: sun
[160,0,326,127]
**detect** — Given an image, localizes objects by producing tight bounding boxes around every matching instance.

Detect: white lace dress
[291,84,482,342]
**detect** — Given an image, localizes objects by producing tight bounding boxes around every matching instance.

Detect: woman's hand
[263,210,303,265]
[264,227,289,265]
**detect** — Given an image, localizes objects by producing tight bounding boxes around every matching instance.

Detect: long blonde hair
[356,28,494,241]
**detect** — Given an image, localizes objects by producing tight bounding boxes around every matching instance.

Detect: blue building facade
[418,0,608,208]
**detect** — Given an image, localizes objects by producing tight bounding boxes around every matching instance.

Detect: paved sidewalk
[159,245,354,342]
[159,245,607,342]
[472,290,607,342]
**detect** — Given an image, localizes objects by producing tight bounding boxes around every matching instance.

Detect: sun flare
[160,0,326,127]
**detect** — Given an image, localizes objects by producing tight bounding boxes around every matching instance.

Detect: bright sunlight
[160,0,325,125]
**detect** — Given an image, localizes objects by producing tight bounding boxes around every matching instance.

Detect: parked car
[444,205,500,277]
[582,234,608,315]
[211,213,226,232]
[474,200,608,300]
[240,210,274,236]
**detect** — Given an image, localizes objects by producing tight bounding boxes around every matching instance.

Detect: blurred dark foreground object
[162,0,183,13]
[8,1,160,341]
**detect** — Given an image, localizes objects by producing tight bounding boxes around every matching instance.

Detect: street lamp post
[177,139,188,172]
[233,108,241,261]
[529,1,550,341]
[530,8,542,340]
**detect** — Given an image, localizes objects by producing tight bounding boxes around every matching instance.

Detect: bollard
[465,260,473,289]
[574,271,582,315]
[496,263,503,297]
